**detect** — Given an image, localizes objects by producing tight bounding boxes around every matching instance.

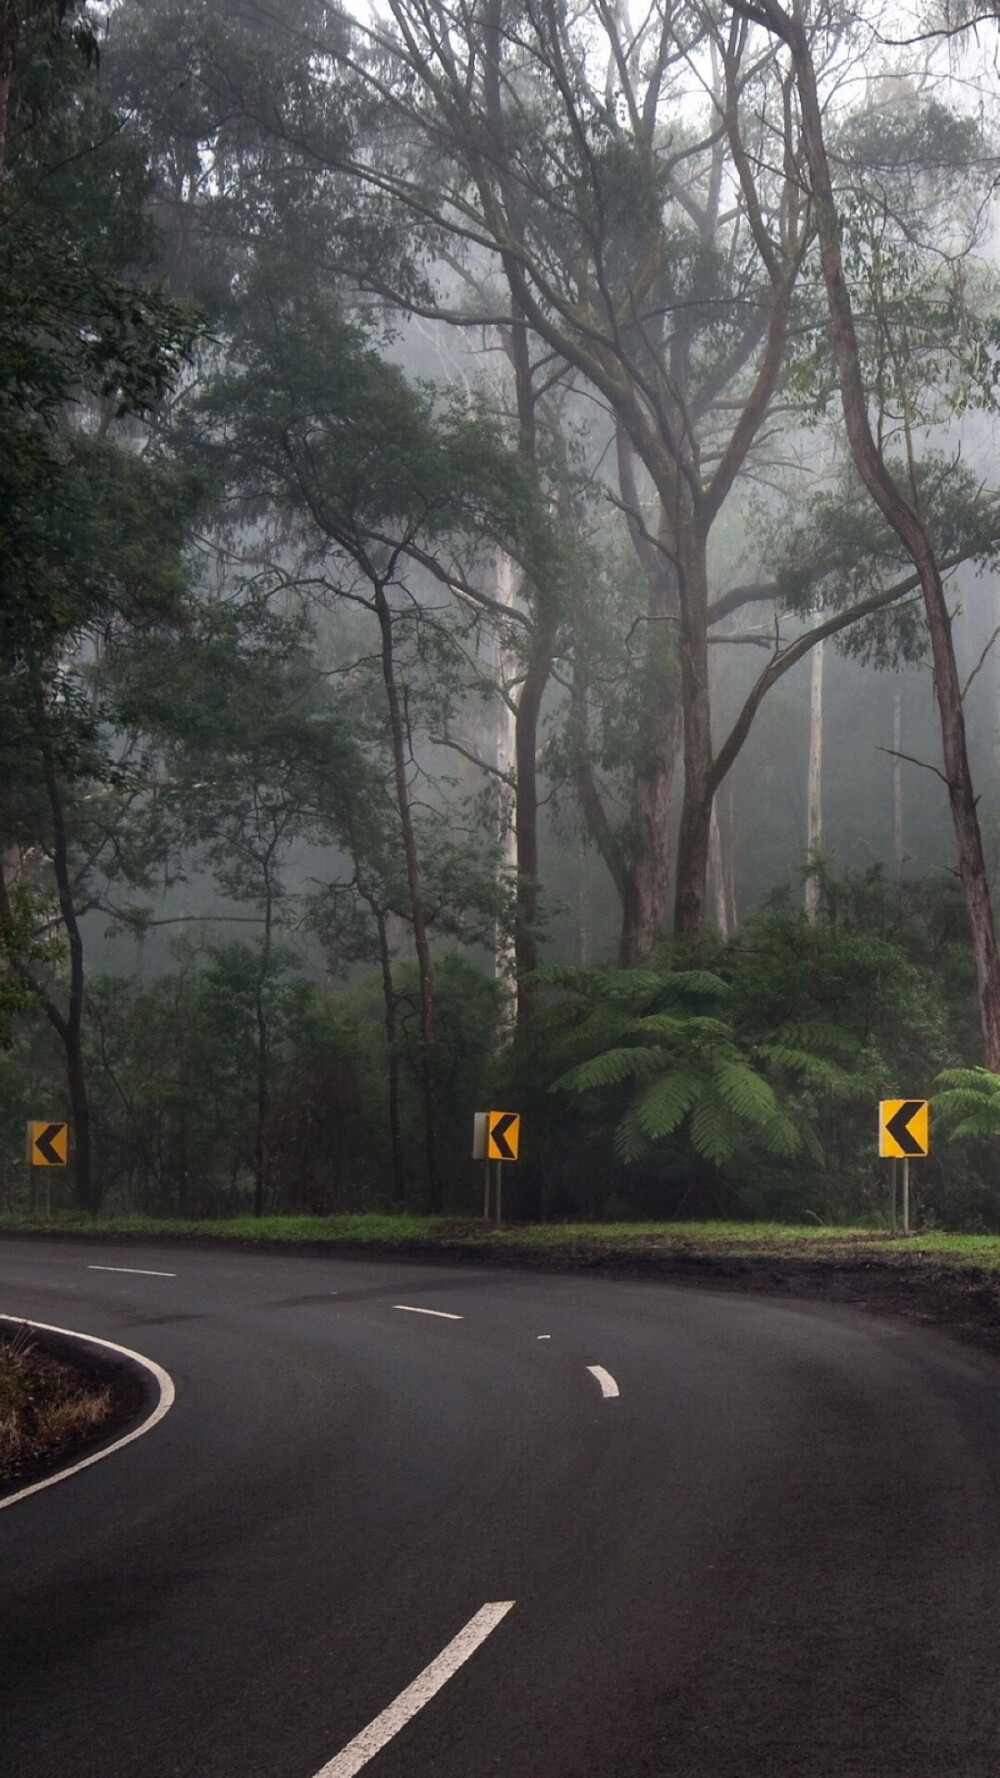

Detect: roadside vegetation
[7,3,1000,1241]
[9,1211,1000,1274]
[0,1323,112,1490]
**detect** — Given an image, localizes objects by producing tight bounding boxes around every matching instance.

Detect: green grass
[4,1209,1000,1272]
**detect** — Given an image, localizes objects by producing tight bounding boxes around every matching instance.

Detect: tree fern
[933,1068,1000,1139]
[632,1068,703,1140]
[538,958,843,1173]
[557,1045,666,1092]
[711,1055,781,1124]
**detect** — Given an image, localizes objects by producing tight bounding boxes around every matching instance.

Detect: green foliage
[537,963,831,1174]
[933,1069,1000,1141]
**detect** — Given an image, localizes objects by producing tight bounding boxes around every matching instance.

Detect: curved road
[3,1238,1000,1777]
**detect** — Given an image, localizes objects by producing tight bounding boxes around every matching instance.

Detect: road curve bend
[2,1236,1000,1778]
[0,1312,175,1511]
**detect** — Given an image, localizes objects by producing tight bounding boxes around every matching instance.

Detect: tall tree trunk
[993,575,1000,782]
[374,584,440,1205]
[613,431,684,963]
[23,682,96,1212]
[514,605,557,1029]
[893,691,904,876]
[619,699,683,965]
[492,551,519,1034]
[709,800,729,938]
[370,896,404,1207]
[253,867,273,1218]
[745,0,1000,1069]
[576,842,591,964]
[673,533,714,940]
[805,638,824,922]
[724,781,739,932]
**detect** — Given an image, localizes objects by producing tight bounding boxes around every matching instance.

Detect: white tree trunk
[709,799,729,938]
[993,574,1000,782]
[493,550,519,1032]
[805,638,824,922]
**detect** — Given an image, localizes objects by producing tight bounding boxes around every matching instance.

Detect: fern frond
[659,969,730,1000]
[689,1091,738,1163]
[624,1013,732,1046]
[755,1109,803,1158]
[632,1068,703,1140]
[554,1046,665,1093]
[711,1056,779,1126]
[614,1104,649,1162]
[757,1045,852,1091]
[935,1067,1000,1094]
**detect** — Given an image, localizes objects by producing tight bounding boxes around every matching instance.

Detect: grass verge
[4,1209,1000,1268]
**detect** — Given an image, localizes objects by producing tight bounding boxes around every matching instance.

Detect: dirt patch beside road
[0,1322,150,1499]
[542,1241,1000,1355]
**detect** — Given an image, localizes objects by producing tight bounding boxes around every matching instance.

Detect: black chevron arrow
[884,1101,925,1156]
[34,1123,66,1165]
[489,1113,518,1160]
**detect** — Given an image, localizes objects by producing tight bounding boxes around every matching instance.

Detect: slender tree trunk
[893,691,904,876]
[514,605,557,1029]
[253,871,273,1218]
[993,576,1000,782]
[709,800,729,938]
[673,533,714,940]
[492,551,519,1034]
[724,780,739,932]
[576,842,591,964]
[32,685,95,1212]
[758,3,1000,1067]
[805,638,824,922]
[373,584,440,1205]
[371,896,404,1207]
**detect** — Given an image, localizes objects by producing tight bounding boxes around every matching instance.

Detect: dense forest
[6,0,1000,1228]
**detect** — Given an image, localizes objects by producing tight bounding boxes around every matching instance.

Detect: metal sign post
[473,1111,519,1222]
[878,1100,928,1235]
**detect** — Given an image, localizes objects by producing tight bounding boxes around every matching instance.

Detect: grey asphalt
[3,1239,1000,1778]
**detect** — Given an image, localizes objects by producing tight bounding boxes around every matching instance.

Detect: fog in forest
[6,0,1000,1227]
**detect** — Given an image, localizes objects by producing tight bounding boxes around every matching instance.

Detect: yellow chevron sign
[473,1110,521,1162]
[27,1121,69,1166]
[878,1100,929,1159]
[487,1111,520,1161]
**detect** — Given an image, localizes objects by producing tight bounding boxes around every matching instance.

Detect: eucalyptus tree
[725,0,1000,1069]
[106,0,1000,980]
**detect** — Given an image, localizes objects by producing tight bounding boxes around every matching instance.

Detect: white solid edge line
[0,1313,176,1512]
[312,1601,515,1778]
[587,1363,620,1399]
[392,1304,464,1321]
[88,1265,177,1278]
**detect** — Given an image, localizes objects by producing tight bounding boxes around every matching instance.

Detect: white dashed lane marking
[587,1364,620,1399]
[392,1304,464,1321]
[312,1601,515,1777]
[88,1265,177,1278]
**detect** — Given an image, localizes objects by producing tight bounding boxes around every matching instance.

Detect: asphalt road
[4,1240,1000,1778]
